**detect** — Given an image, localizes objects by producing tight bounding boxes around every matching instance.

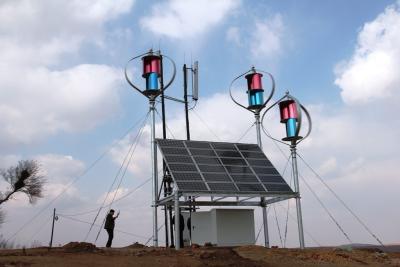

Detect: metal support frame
[174,192,181,250]
[150,99,158,247]
[291,144,305,249]
[255,111,269,248]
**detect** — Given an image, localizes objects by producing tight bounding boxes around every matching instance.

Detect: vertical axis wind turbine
[125,49,176,247]
[261,91,312,249]
[229,66,275,248]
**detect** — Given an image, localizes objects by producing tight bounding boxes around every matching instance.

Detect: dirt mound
[195,247,264,267]
[62,242,98,253]
[126,242,146,249]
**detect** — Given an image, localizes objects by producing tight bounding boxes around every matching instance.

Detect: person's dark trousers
[106,228,114,248]
[179,229,184,248]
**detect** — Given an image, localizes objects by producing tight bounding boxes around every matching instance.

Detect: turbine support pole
[150,98,158,247]
[255,111,269,248]
[290,143,305,249]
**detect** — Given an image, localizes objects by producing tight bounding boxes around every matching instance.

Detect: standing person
[104,209,119,248]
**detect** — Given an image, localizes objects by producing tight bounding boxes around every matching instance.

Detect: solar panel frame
[156,139,294,195]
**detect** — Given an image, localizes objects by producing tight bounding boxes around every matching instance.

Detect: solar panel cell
[264,183,292,192]
[236,144,260,151]
[176,181,208,191]
[258,175,287,183]
[164,155,194,163]
[237,183,265,192]
[252,167,280,175]
[158,140,185,147]
[215,150,242,157]
[212,143,236,150]
[247,158,272,167]
[163,147,189,155]
[189,149,216,156]
[193,157,220,165]
[202,173,231,182]
[168,164,198,172]
[207,183,237,191]
[230,174,259,182]
[198,165,226,173]
[220,158,247,166]
[173,172,203,181]
[225,166,253,174]
[185,142,211,149]
[240,151,266,159]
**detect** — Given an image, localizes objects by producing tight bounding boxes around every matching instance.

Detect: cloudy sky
[0,0,399,248]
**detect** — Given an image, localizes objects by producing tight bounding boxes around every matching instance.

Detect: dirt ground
[0,242,399,267]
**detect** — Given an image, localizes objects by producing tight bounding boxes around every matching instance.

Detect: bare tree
[0,160,46,222]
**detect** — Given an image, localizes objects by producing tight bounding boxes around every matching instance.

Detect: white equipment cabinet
[191,208,255,246]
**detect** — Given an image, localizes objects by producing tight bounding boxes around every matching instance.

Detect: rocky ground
[0,242,399,267]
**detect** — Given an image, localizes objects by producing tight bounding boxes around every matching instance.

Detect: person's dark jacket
[104,213,115,230]
[172,214,185,232]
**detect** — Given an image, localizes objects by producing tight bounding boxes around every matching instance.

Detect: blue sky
[0,0,399,248]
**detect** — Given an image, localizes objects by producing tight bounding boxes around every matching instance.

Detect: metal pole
[49,208,56,250]
[291,144,305,249]
[183,64,194,244]
[150,99,158,247]
[183,64,191,140]
[160,55,169,248]
[255,111,269,248]
[174,192,180,250]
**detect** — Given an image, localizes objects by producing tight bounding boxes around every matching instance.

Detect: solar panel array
[156,139,293,195]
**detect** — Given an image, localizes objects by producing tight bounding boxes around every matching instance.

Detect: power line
[58,178,152,217]
[297,153,385,247]
[190,109,221,141]
[275,202,322,247]
[27,213,53,245]
[58,214,148,240]
[236,122,255,142]
[84,112,150,241]
[261,127,354,246]
[298,172,353,244]
[155,109,176,139]
[94,118,148,243]
[6,112,150,243]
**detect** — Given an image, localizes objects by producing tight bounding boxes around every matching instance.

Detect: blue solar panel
[156,139,293,195]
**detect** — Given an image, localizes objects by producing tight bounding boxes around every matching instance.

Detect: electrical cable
[93,118,148,243]
[275,202,322,247]
[58,177,153,217]
[144,223,164,246]
[155,109,176,139]
[27,213,53,245]
[297,154,385,247]
[273,204,283,247]
[58,214,148,240]
[84,112,150,241]
[190,109,221,141]
[236,122,255,142]
[298,171,353,244]
[6,112,150,243]
[283,160,294,248]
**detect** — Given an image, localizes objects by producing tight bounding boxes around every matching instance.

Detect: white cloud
[334,2,400,104]
[140,0,240,39]
[0,65,122,146]
[0,0,135,148]
[226,26,242,46]
[250,14,284,60]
